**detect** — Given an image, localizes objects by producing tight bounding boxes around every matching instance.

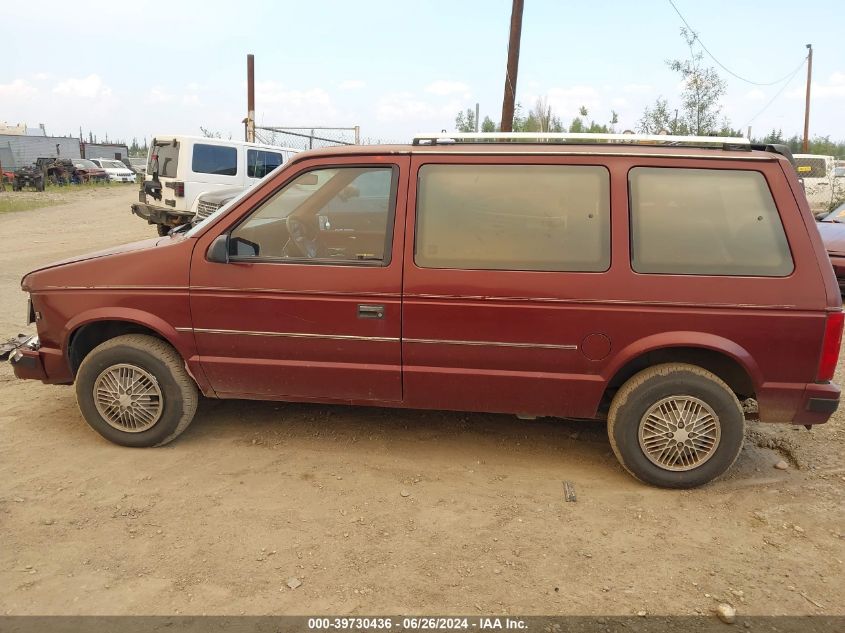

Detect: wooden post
[247,54,256,143]
[499,0,524,132]
[803,44,812,153]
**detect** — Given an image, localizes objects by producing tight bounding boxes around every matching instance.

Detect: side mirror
[207,234,229,263]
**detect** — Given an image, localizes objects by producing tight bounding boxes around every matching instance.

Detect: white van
[794,154,838,217]
[131,135,299,235]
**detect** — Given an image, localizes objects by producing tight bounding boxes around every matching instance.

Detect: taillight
[817,311,844,382]
[166,181,185,197]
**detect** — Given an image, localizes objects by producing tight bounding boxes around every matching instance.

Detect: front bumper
[6,335,46,381]
[131,202,193,228]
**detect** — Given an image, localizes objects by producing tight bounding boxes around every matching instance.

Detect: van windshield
[149,140,179,178]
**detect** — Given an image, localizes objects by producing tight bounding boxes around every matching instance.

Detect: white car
[90,158,136,183]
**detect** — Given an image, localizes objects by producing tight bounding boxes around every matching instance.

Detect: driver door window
[230,166,396,264]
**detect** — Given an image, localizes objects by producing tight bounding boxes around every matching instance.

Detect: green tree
[637,98,672,134]
[455,108,477,132]
[717,119,744,138]
[667,28,727,135]
[762,129,785,144]
[568,106,610,134]
[481,116,497,132]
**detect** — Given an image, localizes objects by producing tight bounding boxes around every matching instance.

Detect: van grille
[195,200,221,220]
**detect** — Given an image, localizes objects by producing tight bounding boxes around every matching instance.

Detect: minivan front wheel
[607,363,744,488]
[75,334,198,447]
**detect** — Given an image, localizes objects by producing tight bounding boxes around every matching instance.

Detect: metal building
[0,134,81,170]
[81,142,130,161]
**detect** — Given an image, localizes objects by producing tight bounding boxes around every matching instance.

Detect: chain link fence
[254,126,405,150]
[254,127,358,151]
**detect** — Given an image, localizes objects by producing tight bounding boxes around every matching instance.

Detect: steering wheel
[285,215,324,258]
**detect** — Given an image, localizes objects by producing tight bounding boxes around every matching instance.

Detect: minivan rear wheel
[75,334,198,447]
[607,363,744,488]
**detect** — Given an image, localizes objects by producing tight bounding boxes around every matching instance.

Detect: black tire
[75,334,198,447]
[157,224,171,237]
[607,363,744,488]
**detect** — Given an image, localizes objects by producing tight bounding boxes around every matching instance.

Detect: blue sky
[2,0,843,144]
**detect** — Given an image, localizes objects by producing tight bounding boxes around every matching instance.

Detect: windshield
[102,160,126,169]
[149,140,179,178]
[73,159,98,168]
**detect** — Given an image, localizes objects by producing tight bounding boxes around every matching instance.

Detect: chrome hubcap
[638,396,721,471]
[93,364,163,432]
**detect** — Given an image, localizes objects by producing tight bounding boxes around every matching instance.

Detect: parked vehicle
[816,201,845,293]
[192,186,243,223]
[6,133,842,489]
[90,158,136,183]
[11,165,44,191]
[70,159,109,184]
[794,154,838,217]
[128,157,147,175]
[132,135,298,236]
[35,157,76,186]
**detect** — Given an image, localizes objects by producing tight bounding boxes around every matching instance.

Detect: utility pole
[246,53,256,143]
[803,44,812,153]
[499,0,524,132]
[475,102,480,132]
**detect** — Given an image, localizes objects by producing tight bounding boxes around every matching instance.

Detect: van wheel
[75,334,198,447]
[607,363,744,488]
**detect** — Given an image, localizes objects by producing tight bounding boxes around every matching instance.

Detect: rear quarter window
[629,167,793,277]
[192,144,238,176]
[415,164,610,272]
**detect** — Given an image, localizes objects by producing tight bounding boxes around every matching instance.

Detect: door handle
[358,304,385,319]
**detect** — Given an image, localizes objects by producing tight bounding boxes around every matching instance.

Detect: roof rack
[412,131,751,150]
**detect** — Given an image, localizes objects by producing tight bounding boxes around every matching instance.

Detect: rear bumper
[131,203,193,227]
[792,382,840,425]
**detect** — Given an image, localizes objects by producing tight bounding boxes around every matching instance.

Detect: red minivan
[7,133,842,488]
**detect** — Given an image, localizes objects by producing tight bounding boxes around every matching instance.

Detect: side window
[629,167,793,276]
[415,164,610,272]
[230,166,396,264]
[192,144,238,176]
[247,149,284,179]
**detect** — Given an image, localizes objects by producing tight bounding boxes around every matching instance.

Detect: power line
[743,56,808,129]
[668,0,807,86]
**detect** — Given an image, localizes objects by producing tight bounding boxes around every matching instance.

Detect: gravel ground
[0,188,843,617]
